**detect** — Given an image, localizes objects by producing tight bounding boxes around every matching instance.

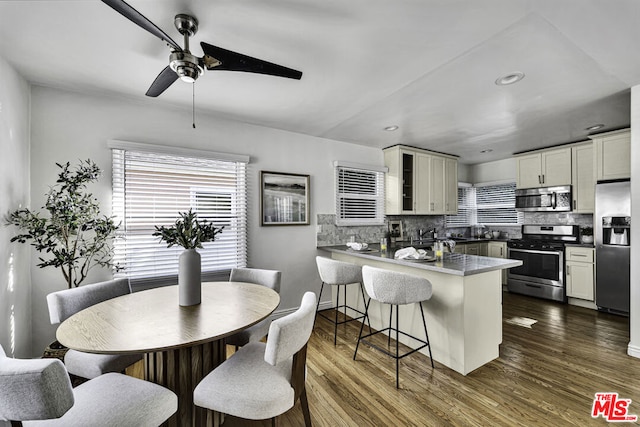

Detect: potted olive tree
[5,160,120,289]
[153,209,224,306]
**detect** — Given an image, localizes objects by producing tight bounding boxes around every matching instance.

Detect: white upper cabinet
[515,147,572,189]
[590,129,630,181]
[429,155,445,214]
[571,142,594,213]
[444,157,458,215]
[384,145,458,215]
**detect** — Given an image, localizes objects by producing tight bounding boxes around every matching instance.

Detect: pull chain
[192,82,196,129]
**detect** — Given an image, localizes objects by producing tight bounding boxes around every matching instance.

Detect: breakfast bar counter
[318,245,522,375]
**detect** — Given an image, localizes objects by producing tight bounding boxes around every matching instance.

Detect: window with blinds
[111,146,248,290]
[445,185,475,227]
[476,182,522,225]
[445,182,522,227]
[334,162,386,226]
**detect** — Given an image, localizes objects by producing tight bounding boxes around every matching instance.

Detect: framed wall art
[260,171,310,226]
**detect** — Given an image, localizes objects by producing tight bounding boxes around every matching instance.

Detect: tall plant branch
[5,160,121,288]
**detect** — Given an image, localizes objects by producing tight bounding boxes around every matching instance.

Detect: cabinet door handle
[573,200,576,210]
[500,247,503,256]
[567,265,570,275]
[541,174,545,184]
[538,175,541,184]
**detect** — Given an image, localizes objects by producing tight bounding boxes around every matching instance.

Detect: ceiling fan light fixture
[177,66,200,83]
[384,125,399,131]
[495,71,525,86]
[169,51,204,83]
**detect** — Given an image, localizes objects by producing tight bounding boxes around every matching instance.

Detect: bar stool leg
[359,282,372,333]
[334,285,340,345]
[316,282,325,314]
[419,302,434,368]
[395,305,400,389]
[388,305,393,347]
[353,298,371,360]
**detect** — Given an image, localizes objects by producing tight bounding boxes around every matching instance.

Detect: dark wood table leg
[146,339,226,427]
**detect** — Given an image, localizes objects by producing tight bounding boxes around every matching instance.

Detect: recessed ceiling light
[495,71,525,86]
[480,149,493,154]
[384,125,399,131]
[585,124,604,131]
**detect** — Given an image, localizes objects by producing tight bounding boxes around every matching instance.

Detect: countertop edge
[318,246,522,276]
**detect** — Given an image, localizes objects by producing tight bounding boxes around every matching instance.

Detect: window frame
[334,161,387,226]
[109,140,249,290]
[445,180,522,228]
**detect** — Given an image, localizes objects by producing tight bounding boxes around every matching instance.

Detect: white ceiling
[1,0,638,164]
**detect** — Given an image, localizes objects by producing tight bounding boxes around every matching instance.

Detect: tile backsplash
[316,212,594,246]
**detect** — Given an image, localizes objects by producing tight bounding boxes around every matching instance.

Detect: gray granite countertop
[565,242,595,248]
[318,245,522,277]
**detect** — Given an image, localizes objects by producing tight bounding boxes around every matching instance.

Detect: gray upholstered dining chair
[0,344,177,426]
[315,256,370,345]
[46,277,142,379]
[353,265,434,388]
[194,291,316,426]
[226,267,282,347]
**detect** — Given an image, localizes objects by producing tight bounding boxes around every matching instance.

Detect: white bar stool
[353,265,434,388]
[315,256,370,345]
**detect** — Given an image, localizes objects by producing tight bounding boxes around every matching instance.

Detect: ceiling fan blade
[102,0,182,51]
[200,42,302,80]
[146,66,179,97]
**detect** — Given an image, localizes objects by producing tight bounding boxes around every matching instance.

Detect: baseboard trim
[627,343,640,359]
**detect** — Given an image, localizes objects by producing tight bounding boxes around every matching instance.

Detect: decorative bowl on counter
[492,231,501,239]
[581,235,594,244]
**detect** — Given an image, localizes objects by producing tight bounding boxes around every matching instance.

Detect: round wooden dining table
[56,281,280,427]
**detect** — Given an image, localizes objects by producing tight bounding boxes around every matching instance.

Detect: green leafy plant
[153,209,224,249]
[5,160,120,288]
[581,226,593,236]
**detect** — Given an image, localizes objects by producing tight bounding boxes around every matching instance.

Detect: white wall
[0,56,31,358]
[629,86,640,358]
[28,85,383,356]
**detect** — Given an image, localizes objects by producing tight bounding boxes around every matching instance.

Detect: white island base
[330,252,504,376]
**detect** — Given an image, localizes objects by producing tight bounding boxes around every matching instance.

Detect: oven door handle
[507,248,563,256]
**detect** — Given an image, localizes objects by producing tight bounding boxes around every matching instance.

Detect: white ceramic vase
[179,249,201,306]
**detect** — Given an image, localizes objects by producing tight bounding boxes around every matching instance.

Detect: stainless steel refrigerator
[595,179,631,315]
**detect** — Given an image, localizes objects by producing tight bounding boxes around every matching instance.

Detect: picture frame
[389,220,403,240]
[260,171,310,226]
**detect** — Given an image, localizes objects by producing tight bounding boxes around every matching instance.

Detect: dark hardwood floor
[223,292,640,426]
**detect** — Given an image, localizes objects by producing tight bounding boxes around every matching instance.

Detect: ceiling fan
[102,0,303,98]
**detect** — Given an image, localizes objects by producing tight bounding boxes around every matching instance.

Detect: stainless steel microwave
[515,185,572,212]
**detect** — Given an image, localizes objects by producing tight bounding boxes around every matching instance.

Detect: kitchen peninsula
[318,245,522,375]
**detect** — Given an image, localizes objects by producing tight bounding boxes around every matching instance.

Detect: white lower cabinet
[454,242,488,256]
[488,241,508,285]
[565,246,595,301]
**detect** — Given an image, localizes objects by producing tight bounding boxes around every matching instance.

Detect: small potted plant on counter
[580,226,594,244]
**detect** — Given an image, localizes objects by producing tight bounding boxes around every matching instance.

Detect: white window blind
[112,147,247,290]
[476,182,522,225]
[445,182,522,227]
[445,185,474,227]
[335,162,385,226]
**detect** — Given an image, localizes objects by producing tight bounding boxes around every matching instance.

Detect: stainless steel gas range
[507,224,579,302]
